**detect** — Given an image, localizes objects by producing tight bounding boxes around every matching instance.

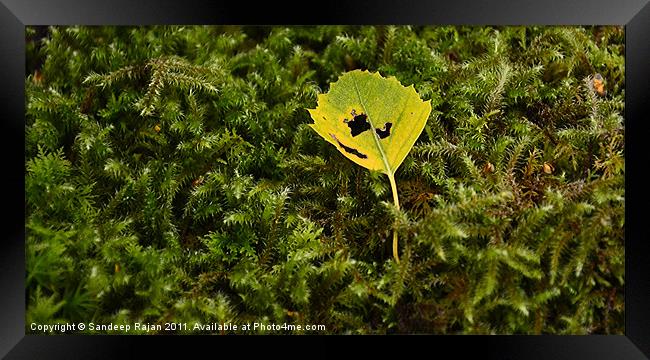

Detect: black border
[2,0,649,358]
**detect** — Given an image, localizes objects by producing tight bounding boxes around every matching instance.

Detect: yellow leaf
[306,70,431,263]
[307,70,431,176]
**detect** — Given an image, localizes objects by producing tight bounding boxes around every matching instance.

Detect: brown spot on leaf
[344,110,371,137]
[330,134,368,159]
[375,122,392,139]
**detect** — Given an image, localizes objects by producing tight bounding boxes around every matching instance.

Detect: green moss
[25,25,624,334]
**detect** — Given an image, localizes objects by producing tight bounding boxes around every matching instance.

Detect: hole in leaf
[344,110,371,137]
[330,134,368,159]
[375,122,392,139]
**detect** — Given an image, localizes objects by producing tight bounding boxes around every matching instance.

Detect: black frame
[2,0,649,358]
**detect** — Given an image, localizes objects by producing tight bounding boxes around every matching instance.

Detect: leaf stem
[388,172,400,263]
